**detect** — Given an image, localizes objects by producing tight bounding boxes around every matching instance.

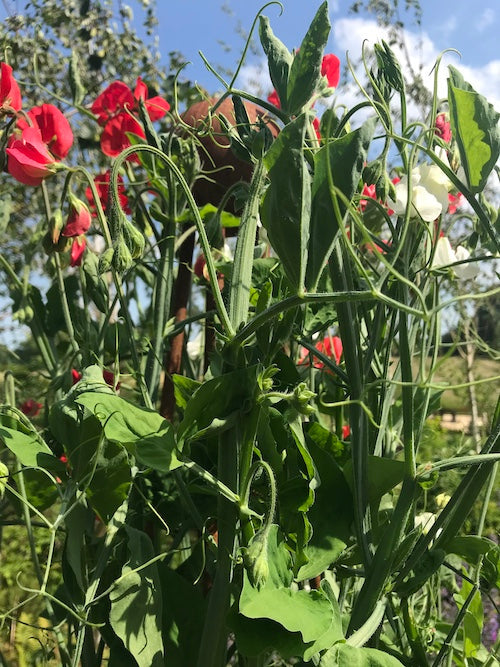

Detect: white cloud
[236,16,500,122]
[476,8,495,32]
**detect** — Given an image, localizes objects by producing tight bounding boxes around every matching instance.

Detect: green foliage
[0,1,499,665]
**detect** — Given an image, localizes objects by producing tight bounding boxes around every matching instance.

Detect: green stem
[401,598,429,666]
[196,429,239,667]
[108,145,235,338]
[229,159,267,329]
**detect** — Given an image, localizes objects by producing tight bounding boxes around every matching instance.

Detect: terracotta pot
[181,97,279,211]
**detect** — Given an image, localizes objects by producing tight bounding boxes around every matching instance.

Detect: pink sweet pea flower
[6,126,57,186]
[0,62,22,113]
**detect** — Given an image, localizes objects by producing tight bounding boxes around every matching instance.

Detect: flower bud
[98,247,114,274]
[122,219,145,259]
[49,209,64,244]
[291,382,316,415]
[112,239,133,273]
[243,529,270,590]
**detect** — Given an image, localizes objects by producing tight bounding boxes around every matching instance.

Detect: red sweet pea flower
[85,170,131,217]
[321,53,340,88]
[61,197,92,237]
[267,53,340,109]
[342,424,350,439]
[267,89,281,109]
[435,113,451,144]
[448,192,463,214]
[71,368,82,384]
[69,236,86,267]
[6,126,57,186]
[0,62,22,113]
[91,78,169,157]
[312,117,321,141]
[100,112,145,157]
[72,367,120,389]
[133,77,171,121]
[299,334,343,369]
[91,81,135,125]
[19,399,43,417]
[18,104,73,159]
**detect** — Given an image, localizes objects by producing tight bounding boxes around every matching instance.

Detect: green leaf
[321,643,405,666]
[261,114,311,291]
[286,2,330,115]
[238,525,336,649]
[446,535,497,564]
[172,375,201,410]
[448,65,500,193]
[306,117,376,291]
[109,527,164,667]
[259,15,292,109]
[0,425,57,469]
[176,365,259,449]
[82,251,109,313]
[454,579,483,659]
[158,565,206,667]
[343,455,405,505]
[297,430,353,580]
[480,546,500,589]
[75,392,180,473]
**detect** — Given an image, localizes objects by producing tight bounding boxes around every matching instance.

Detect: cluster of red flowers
[1,64,170,267]
[90,78,170,157]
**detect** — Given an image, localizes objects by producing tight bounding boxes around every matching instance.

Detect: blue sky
[141,1,499,107]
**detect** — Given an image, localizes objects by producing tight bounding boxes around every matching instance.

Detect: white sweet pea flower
[389,164,451,222]
[431,236,479,280]
[187,331,204,361]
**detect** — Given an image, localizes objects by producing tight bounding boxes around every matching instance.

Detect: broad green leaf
[343,455,405,505]
[85,441,132,522]
[321,643,405,666]
[229,611,307,659]
[286,2,330,114]
[302,578,344,660]
[158,565,206,667]
[448,65,500,193]
[446,535,497,564]
[306,117,376,291]
[82,251,109,313]
[480,546,500,589]
[109,527,164,667]
[454,579,483,659]
[261,114,311,292]
[259,16,292,109]
[0,425,57,469]
[239,525,333,643]
[297,430,353,580]
[75,392,180,473]
[176,365,259,449]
